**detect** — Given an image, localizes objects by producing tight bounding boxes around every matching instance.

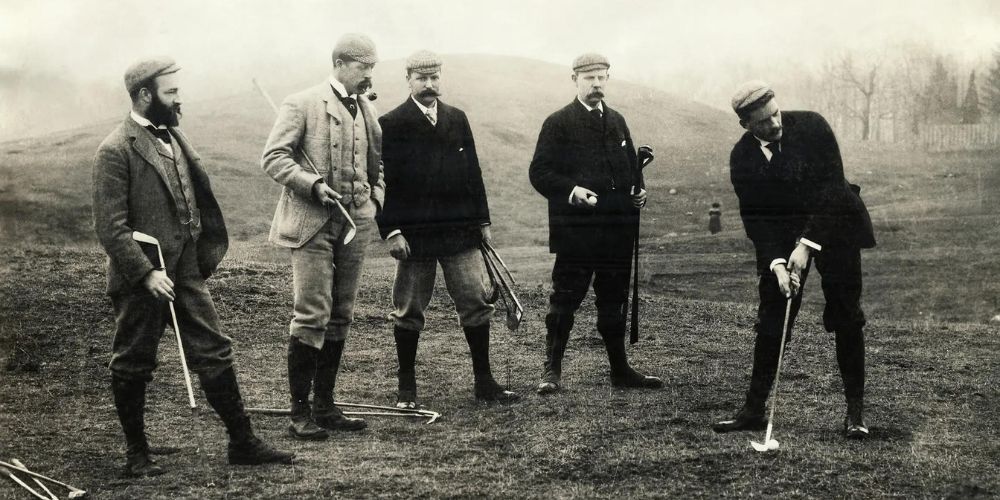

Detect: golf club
[132,231,197,409]
[252,78,357,245]
[0,461,87,499]
[480,241,524,331]
[247,404,441,425]
[11,459,57,500]
[629,144,655,344]
[750,280,798,453]
[1,465,49,500]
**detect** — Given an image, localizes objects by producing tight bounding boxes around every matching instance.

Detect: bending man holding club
[261,33,384,440]
[529,53,662,394]
[93,57,293,477]
[377,50,519,408]
[713,81,876,439]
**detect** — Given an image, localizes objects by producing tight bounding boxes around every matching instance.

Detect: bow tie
[145,125,171,143]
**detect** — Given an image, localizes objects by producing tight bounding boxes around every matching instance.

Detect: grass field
[2,54,1000,497]
[1,243,998,499]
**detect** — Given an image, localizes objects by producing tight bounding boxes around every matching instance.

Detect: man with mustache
[261,33,384,440]
[712,81,875,439]
[529,53,662,394]
[93,57,294,476]
[377,50,518,407]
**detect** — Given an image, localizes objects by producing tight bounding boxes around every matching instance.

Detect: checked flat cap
[124,57,180,94]
[572,53,610,72]
[406,50,442,74]
[333,33,378,64]
[731,80,775,118]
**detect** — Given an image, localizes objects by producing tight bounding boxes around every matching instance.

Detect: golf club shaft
[0,461,85,497]
[1,467,49,500]
[11,459,56,500]
[253,78,357,235]
[766,295,794,431]
[168,301,197,409]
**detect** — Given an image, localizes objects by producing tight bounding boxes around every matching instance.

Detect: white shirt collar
[130,110,165,130]
[411,95,438,115]
[328,75,357,99]
[576,97,604,114]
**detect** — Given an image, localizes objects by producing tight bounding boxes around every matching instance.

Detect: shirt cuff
[798,237,822,252]
[568,186,579,205]
[769,258,788,272]
[386,229,402,240]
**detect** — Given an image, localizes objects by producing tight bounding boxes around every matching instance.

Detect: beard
[148,94,181,127]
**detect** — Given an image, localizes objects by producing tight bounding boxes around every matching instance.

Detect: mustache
[357,79,374,92]
[587,90,604,99]
[418,88,441,97]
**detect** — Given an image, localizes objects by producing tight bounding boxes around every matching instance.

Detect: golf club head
[131,231,160,245]
[637,144,654,169]
[342,226,356,245]
[750,439,780,452]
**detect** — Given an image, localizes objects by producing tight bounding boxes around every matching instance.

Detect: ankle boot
[286,338,327,440]
[111,376,164,477]
[200,367,295,465]
[845,398,869,439]
[313,340,366,431]
[537,312,573,394]
[597,312,662,389]
[393,327,420,408]
[463,323,519,402]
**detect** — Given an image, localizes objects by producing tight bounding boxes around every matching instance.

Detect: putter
[750,290,795,453]
[11,459,56,500]
[0,461,87,499]
[629,145,655,344]
[253,78,357,244]
[132,231,197,409]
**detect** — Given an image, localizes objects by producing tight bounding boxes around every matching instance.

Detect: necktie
[425,109,436,126]
[342,96,358,119]
[145,125,170,143]
[765,141,780,162]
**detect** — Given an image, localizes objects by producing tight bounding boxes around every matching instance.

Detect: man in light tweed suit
[261,33,385,440]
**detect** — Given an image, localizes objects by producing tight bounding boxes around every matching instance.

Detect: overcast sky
[2,0,999,107]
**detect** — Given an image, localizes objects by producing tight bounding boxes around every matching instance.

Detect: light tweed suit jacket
[93,116,228,295]
[261,81,385,248]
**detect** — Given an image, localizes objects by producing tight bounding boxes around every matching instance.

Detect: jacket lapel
[125,117,181,208]
[572,98,603,132]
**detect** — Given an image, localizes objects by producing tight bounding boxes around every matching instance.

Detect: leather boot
[111,376,164,477]
[393,327,420,409]
[597,311,662,389]
[845,398,869,439]
[200,367,295,465]
[286,338,328,440]
[537,312,573,395]
[713,332,777,433]
[464,323,519,402]
[313,340,366,431]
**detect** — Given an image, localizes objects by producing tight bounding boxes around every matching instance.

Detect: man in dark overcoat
[528,53,662,395]
[712,81,876,439]
[378,50,518,407]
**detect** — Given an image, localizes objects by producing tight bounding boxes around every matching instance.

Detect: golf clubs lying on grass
[480,241,524,331]
[252,78,357,244]
[11,459,57,500]
[247,402,441,425]
[750,279,799,453]
[0,459,88,498]
[132,231,197,409]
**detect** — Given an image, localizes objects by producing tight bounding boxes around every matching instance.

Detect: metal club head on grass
[750,294,795,454]
[0,460,87,498]
[750,422,780,452]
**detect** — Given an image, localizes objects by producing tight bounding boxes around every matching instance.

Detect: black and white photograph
[1,0,998,497]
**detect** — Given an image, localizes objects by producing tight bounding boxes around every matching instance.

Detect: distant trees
[984,47,1000,119]
[961,70,982,124]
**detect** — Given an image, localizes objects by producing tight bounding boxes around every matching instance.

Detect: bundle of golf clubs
[0,459,88,499]
[480,241,524,331]
[629,144,655,344]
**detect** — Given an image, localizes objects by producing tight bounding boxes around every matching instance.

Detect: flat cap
[124,57,180,94]
[333,33,378,64]
[406,50,442,74]
[572,53,610,72]
[731,80,775,117]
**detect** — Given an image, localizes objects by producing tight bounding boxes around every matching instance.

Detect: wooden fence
[921,123,1000,152]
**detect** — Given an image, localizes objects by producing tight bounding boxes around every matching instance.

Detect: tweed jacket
[261,81,385,248]
[93,115,228,295]
[377,98,490,258]
[730,110,876,274]
[529,99,642,258]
